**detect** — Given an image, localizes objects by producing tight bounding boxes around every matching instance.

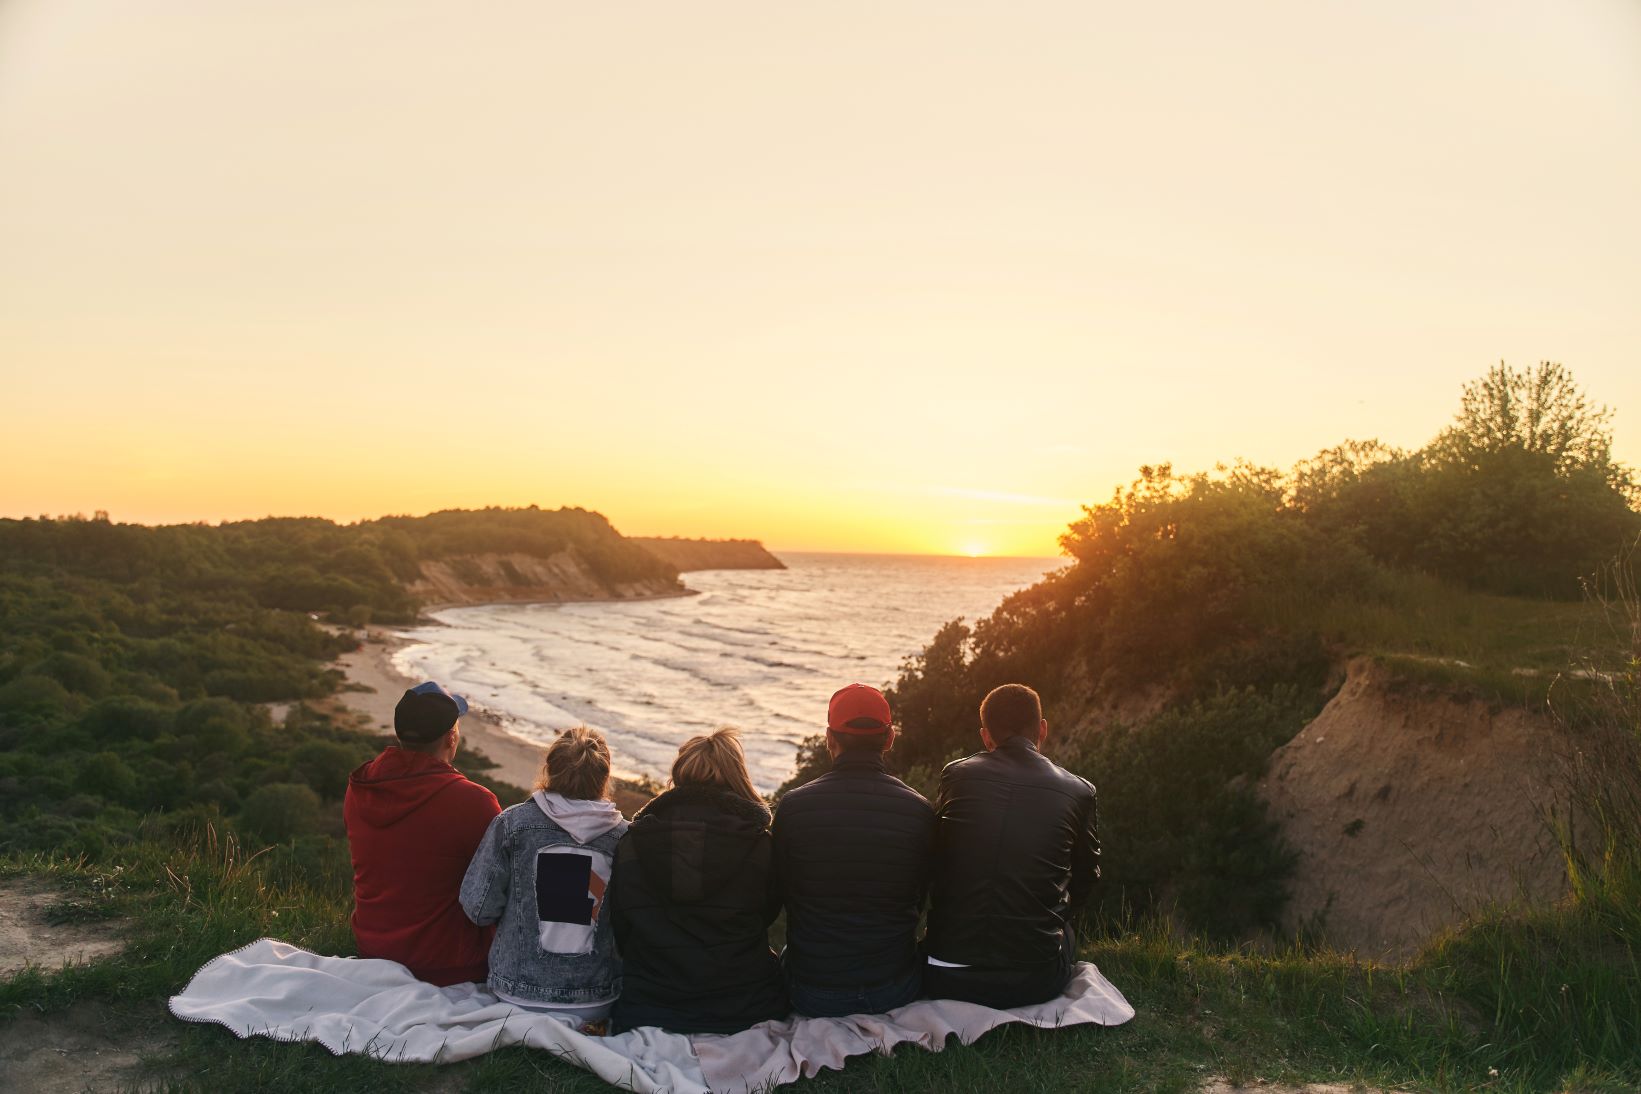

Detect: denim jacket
[459,791,628,1006]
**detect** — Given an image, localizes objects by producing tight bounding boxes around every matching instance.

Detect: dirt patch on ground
[0,879,126,976]
[0,1003,174,1093]
[1259,657,1571,959]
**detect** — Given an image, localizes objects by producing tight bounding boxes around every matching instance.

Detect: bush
[174,697,253,753]
[888,620,985,774]
[290,740,367,801]
[0,812,129,858]
[238,783,323,844]
[1068,687,1313,938]
[76,752,139,805]
[1300,363,1638,597]
[79,697,172,743]
[196,779,241,812]
[0,673,77,723]
[36,651,113,697]
[202,667,308,703]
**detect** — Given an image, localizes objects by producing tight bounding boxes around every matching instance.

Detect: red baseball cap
[827,683,892,733]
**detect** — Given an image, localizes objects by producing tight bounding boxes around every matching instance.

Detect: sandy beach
[331,628,549,788]
[328,626,655,814]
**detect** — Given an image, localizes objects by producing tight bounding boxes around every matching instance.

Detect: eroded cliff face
[1258,657,1571,959]
[629,537,785,572]
[407,549,683,609]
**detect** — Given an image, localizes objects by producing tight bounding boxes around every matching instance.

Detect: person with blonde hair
[460,726,628,1031]
[607,727,787,1033]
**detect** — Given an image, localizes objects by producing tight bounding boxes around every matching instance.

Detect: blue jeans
[788,965,923,1018]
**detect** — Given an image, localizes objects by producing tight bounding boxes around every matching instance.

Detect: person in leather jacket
[772,683,935,1017]
[923,683,1100,1008]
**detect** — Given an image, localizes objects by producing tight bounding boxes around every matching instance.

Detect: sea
[391,552,1059,792]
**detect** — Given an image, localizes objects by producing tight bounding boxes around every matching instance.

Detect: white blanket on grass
[168,939,1135,1092]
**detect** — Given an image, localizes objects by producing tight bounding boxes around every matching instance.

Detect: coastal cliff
[1258,657,1571,958]
[630,536,786,572]
[407,548,684,609]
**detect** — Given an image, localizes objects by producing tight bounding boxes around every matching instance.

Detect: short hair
[672,727,763,804]
[398,733,451,756]
[534,726,611,801]
[829,728,892,754]
[979,683,1042,741]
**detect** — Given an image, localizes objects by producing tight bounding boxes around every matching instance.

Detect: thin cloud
[934,487,1080,508]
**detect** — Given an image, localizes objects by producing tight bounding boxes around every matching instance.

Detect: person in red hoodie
[344,680,501,985]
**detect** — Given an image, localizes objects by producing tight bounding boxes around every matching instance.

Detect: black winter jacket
[771,750,935,990]
[924,736,1099,969]
[607,784,788,1033]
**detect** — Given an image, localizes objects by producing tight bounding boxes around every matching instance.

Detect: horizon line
[0,508,1065,562]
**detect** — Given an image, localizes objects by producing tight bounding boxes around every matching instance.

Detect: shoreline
[328,626,658,815]
[415,585,698,615]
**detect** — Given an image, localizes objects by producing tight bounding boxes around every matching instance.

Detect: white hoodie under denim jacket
[459,791,628,1006]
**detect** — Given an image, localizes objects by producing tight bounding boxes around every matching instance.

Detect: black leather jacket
[607,785,787,1034]
[924,736,1100,969]
[772,750,935,990]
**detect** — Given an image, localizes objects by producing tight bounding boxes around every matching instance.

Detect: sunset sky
[3,1,1639,556]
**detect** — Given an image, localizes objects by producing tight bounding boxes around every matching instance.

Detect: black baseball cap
[394,681,470,744]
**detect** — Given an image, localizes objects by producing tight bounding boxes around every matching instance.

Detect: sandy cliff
[406,548,683,609]
[1258,658,1571,959]
[629,537,785,571]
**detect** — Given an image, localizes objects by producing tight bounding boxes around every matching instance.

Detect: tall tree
[1434,361,1631,491]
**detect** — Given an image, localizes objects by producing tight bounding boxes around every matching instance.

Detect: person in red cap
[770,683,935,1017]
[343,681,501,985]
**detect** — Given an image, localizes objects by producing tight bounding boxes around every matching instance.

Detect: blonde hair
[534,725,612,801]
[671,727,763,804]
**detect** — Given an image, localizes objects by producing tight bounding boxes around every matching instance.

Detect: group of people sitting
[342,678,1100,1035]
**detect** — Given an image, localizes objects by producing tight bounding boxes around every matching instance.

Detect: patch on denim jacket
[533,846,612,955]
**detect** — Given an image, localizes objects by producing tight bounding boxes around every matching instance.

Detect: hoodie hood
[346,747,471,827]
[532,790,629,843]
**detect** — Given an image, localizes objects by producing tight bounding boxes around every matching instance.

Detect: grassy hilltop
[2,364,1640,1092]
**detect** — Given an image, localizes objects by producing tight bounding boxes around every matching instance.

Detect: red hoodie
[344,747,501,985]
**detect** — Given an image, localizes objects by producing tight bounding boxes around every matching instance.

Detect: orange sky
[3,1,1639,556]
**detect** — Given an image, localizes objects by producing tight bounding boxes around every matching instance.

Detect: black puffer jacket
[608,784,787,1033]
[772,750,935,990]
[924,736,1099,969]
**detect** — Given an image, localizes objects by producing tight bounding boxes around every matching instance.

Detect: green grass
[1249,568,1626,716]
[2,826,1637,1094]
[1266,570,1612,677]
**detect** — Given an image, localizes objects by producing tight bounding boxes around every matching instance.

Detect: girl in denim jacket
[460,726,627,1031]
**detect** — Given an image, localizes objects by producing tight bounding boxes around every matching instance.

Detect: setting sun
[962,544,988,558]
